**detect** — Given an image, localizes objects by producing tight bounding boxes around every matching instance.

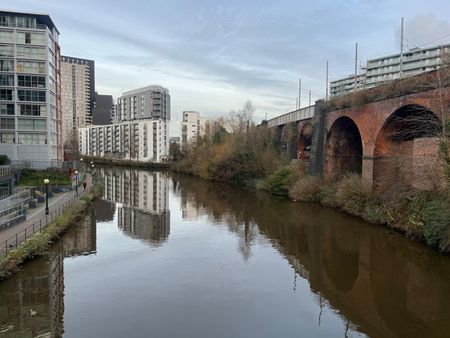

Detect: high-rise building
[60,55,95,158]
[92,92,113,125]
[181,111,211,147]
[0,10,62,168]
[117,85,170,122]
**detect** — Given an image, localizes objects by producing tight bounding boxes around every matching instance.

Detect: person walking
[83,181,87,192]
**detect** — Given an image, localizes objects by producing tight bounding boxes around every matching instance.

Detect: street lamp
[44,178,50,215]
[74,170,79,194]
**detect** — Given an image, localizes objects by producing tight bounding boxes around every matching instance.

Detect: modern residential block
[0,10,62,168]
[92,92,113,125]
[181,111,211,147]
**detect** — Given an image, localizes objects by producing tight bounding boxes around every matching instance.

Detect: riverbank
[82,156,171,169]
[0,182,103,279]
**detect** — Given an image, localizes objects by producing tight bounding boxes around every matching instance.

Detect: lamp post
[74,170,79,194]
[44,178,49,215]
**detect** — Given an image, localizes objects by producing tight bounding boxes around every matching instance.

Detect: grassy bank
[19,168,72,186]
[0,183,103,279]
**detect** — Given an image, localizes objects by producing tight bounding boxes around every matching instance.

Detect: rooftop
[0,9,59,34]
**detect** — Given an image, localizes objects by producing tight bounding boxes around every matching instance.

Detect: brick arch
[324,116,363,178]
[373,104,443,194]
[296,121,313,161]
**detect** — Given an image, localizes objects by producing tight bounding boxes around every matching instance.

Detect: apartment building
[92,92,113,125]
[78,118,169,162]
[181,111,211,146]
[0,10,62,168]
[117,85,170,122]
[60,55,95,155]
[330,43,450,97]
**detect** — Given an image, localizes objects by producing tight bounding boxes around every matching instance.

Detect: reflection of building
[94,199,115,222]
[99,167,170,246]
[63,208,97,257]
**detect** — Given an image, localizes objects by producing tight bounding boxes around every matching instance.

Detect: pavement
[0,174,93,245]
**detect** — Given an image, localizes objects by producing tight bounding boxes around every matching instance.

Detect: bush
[289,175,322,202]
[266,164,304,196]
[423,198,450,250]
[0,155,10,165]
[318,183,337,207]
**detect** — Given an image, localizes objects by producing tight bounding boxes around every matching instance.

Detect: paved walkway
[0,174,93,245]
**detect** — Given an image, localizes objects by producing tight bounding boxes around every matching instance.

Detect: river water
[0,167,449,338]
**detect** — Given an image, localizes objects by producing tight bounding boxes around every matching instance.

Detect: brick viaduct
[276,87,450,192]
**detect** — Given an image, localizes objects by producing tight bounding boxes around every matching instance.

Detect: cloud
[396,14,450,48]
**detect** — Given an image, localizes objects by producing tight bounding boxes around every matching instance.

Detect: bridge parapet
[267,105,315,128]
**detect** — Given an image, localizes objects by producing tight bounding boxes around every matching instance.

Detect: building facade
[0,11,62,168]
[181,111,211,147]
[117,85,170,122]
[78,118,169,162]
[60,55,95,157]
[92,92,113,125]
[330,43,450,97]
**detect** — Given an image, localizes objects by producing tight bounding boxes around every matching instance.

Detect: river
[0,167,449,338]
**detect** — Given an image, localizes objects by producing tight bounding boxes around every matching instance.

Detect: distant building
[78,118,169,163]
[181,111,211,147]
[0,10,62,168]
[92,92,113,125]
[117,85,170,122]
[60,55,95,158]
[330,43,450,97]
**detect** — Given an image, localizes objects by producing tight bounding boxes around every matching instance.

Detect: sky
[6,0,450,121]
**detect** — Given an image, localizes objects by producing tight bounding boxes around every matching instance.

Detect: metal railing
[0,165,11,177]
[0,186,92,257]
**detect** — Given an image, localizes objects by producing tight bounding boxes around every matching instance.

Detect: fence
[0,186,92,258]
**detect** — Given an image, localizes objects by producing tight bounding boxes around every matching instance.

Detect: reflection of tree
[173,174,450,338]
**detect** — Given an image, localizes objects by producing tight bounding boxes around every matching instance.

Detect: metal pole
[309,90,311,106]
[298,78,301,109]
[45,183,49,215]
[399,17,404,78]
[326,60,329,101]
[354,42,358,91]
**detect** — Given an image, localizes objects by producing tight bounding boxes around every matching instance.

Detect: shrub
[318,183,337,207]
[423,198,450,250]
[289,175,322,202]
[0,155,10,165]
[266,164,304,196]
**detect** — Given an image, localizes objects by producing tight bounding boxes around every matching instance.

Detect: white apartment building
[330,43,450,97]
[181,111,211,146]
[60,56,94,154]
[78,118,169,163]
[117,85,170,122]
[0,11,62,168]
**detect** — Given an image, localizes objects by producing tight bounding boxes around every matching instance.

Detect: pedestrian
[83,181,87,192]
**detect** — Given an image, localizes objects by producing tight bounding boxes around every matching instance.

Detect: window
[18,75,45,88]
[17,89,46,102]
[20,104,46,116]
[16,61,46,74]
[0,89,13,100]
[0,60,13,71]
[0,74,13,86]
[18,118,46,130]
[0,45,14,57]
[17,32,45,45]
[16,46,46,59]
[0,103,14,115]
[18,132,47,144]
[0,117,14,129]
[0,30,14,43]
[0,132,14,143]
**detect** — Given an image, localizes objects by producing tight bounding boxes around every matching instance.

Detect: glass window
[0,132,14,143]
[0,103,14,115]
[0,117,14,129]
[0,45,14,57]
[20,104,47,116]
[16,61,46,74]
[0,30,14,43]
[16,46,46,59]
[18,118,46,130]
[17,31,45,45]
[18,75,46,88]
[0,74,13,86]
[0,89,13,100]
[0,59,13,71]
[18,132,47,144]
[17,89,46,102]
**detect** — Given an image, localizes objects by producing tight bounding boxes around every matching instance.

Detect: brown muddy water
[0,167,449,338]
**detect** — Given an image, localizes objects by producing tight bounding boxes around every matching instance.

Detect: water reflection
[99,167,170,246]
[172,174,450,338]
[0,210,97,338]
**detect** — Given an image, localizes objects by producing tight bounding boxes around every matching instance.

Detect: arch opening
[324,117,363,178]
[373,104,443,195]
[297,123,313,161]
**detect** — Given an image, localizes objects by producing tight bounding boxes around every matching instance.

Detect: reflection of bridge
[98,167,171,246]
[270,75,450,192]
[173,176,450,338]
